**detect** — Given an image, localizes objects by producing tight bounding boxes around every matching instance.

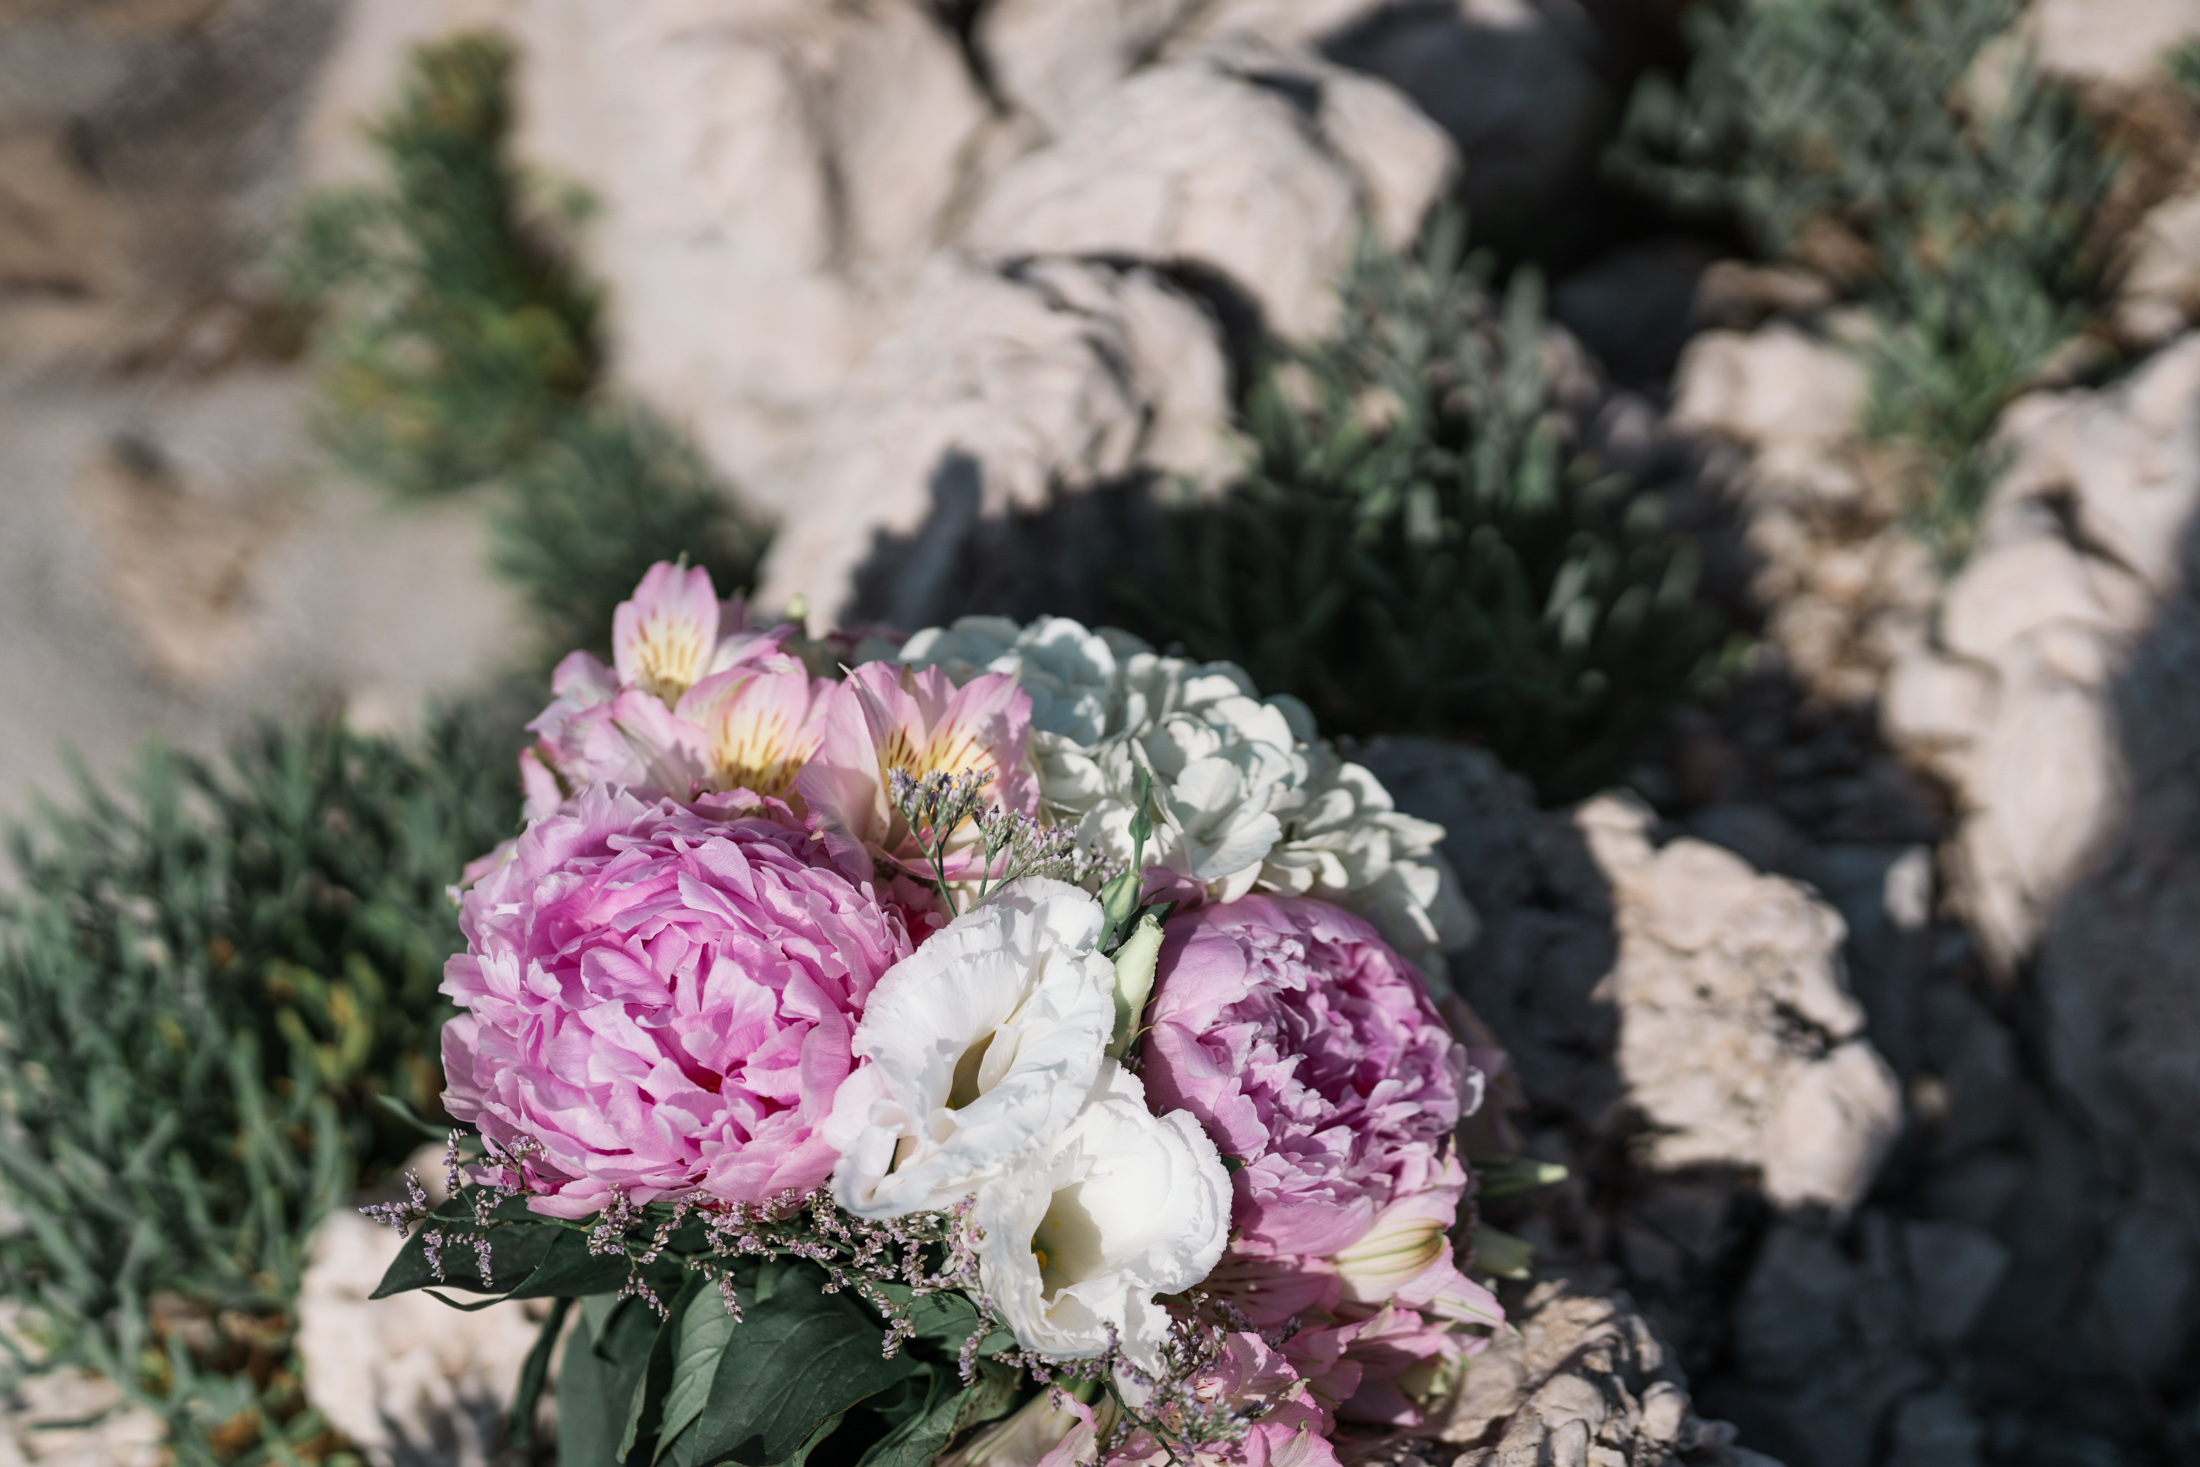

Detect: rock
[1360,741,1902,1215]
[1316,0,1616,255]
[1716,1217,1936,1467]
[1901,1220,2010,1348]
[2027,0,2200,92]
[2112,190,2200,348]
[0,1367,166,1467]
[520,0,1015,507]
[1584,798,1902,1214]
[755,256,1235,628]
[0,367,524,830]
[976,0,1208,137]
[1883,334,2200,968]
[962,38,1454,341]
[303,0,1019,507]
[2091,1206,2198,1379]
[297,1208,553,1466]
[1671,325,1867,464]
[0,0,343,364]
[1426,1276,1773,1466]
[1552,238,1721,385]
[1672,320,1940,699]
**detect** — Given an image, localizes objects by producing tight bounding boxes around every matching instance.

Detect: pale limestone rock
[303,0,1016,509]
[1357,740,1903,1218]
[0,1369,164,1467]
[963,40,1454,342]
[1671,325,1868,459]
[757,257,1235,627]
[1884,335,2200,966]
[1426,1277,1773,1466]
[1582,798,1901,1213]
[2113,190,2200,347]
[0,367,525,830]
[297,1210,551,1467]
[516,0,1013,509]
[2026,0,2200,91]
[976,0,1207,137]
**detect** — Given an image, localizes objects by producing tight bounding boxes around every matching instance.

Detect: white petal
[975,1064,1230,1372]
[831,880,1114,1217]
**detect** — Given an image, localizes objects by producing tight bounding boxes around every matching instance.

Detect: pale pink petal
[613,561,720,702]
[677,668,830,799]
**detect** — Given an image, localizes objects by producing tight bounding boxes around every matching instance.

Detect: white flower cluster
[824,880,1230,1372]
[896,616,1479,983]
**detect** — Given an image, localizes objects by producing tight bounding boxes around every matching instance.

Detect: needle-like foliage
[1613,0,2113,564]
[0,709,523,1463]
[1120,218,1727,804]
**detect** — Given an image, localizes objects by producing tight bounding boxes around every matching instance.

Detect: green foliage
[1614,0,2112,563]
[373,1201,1023,1467]
[0,710,523,1460]
[494,410,769,655]
[282,32,599,499]
[2166,38,2200,103]
[1119,218,1726,803]
[284,31,767,652]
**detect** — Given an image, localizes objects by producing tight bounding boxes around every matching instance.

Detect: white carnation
[826,879,1116,1218]
[899,618,1477,981]
[974,1062,1230,1372]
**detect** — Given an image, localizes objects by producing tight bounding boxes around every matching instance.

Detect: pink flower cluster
[1138,898,1499,1433]
[432,562,1507,1465]
[442,787,910,1215]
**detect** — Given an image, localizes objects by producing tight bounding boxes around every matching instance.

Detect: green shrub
[0,709,523,1462]
[284,31,766,653]
[1118,218,1727,803]
[282,32,600,500]
[1614,0,2111,563]
[493,409,768,656]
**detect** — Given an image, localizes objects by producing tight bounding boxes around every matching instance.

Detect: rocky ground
[8,0,2200,1465]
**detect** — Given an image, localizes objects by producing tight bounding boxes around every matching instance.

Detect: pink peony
[440,786,912,1217]
[1140,897,1475,1259]
[1139,897,1500,1429]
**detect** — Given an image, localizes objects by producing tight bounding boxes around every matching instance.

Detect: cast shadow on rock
[841,450,1166,633]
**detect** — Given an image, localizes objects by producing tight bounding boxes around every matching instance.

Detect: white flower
[899,618,1478,982]
[974,1063,1230,1372]
[826,879,1116,1218]
[898,616,1142,744]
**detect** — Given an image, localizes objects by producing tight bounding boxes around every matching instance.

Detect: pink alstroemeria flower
[523,562,821,814]
[797,661,1038,877]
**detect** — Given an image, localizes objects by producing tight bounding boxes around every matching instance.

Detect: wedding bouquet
[368,562,1512,1467]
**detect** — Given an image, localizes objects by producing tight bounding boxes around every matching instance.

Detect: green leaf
[509,1295,573,1453]
[506,1226,639,1300]
[1473,1157,1568,1200]
[852,1369,961,1467]
[661,1262,922,1467]
[560,1296,651,1467]
[621,1276,701,1464]
[1470,1222,1535,1281]
[370,1196,562,1299]
[654,1279,741,1461]
[858,1363,1025,1467]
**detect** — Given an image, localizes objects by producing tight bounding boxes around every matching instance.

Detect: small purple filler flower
[441,786,913,1217]
[1139,896,1474,1258]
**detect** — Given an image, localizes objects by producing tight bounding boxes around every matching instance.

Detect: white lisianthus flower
[898,617,1477,982]
[826,880,1115,1218]
[974,1063,1230,1373]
